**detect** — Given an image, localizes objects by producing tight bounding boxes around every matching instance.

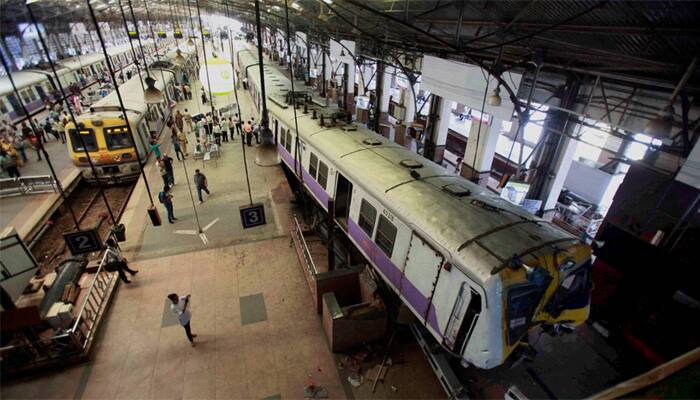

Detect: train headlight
[122,153,132,159]
[78,157,88,162]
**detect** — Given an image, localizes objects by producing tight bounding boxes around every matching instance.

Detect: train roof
[0,71,48,96]
[77,66,174,121]
[57,43,133,72]
[240,47,578,284]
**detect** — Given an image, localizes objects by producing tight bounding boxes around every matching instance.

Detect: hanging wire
[85,0,157,209]
[0,54,81,231]
[117,0,145,92]
[184,0,204,117]
[127,0,152,82]
[252,0,270,128]
[194,0,217,121]
[283,0,304,184]
[223,0,253,205]
[142,0,171,101]
[25,2,118,227]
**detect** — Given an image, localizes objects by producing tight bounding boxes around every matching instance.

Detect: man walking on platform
[193,169,211,204]
[168,293,197,346]
[159,185,177,223]
[175,110,184,132]
[243,120,253,146]
[162,154,175,186]
[183,109,193,132]
[235,113,243,136]
[178,128,189,156]
[228,117,236,140]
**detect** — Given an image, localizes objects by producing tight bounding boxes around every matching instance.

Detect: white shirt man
[168,293,196,345]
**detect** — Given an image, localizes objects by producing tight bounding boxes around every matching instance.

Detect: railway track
[29,177,137,273]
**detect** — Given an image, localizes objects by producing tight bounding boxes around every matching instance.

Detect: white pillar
[380,66,393,113]
[542,137,579,212]
[461,118,502,185]
[434,98,453,147]
[404,87,416,124]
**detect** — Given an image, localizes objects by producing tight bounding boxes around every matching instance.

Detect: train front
[65,116,143,184]
[455,238,592,370]
[496,240,592,365]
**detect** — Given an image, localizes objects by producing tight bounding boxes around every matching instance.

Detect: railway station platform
[0,52,444,399]
[0,137,80,240]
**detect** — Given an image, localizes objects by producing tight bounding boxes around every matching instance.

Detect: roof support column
[527,76,582,217]
[460,118,502,186]
[423,95,452,163]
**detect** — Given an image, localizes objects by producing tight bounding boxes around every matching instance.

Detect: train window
[104,126,133,150]
[317,161,328,190]
[21,90,32,104]
[68,128,98,152]
[0,99,7,114]
[285,130,292,152]
[358,199,377,237]
[279,128,286,148]
[375,215,397,258]
[309,152,318,180]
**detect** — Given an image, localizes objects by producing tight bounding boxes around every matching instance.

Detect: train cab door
[444,283,481,354]
[334,173,353,229]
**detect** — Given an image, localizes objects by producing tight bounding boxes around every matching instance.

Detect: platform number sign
[239,203,266,229]
[63,229,103,255]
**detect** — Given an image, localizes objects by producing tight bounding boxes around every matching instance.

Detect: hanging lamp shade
[174,49,186,66]
[198,57,234,96]
[187,35,196,47]
[644,106,674,138]
[487,86,502,107]
[143,76,164,103]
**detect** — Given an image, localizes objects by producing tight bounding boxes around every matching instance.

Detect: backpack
[158,191,167,204]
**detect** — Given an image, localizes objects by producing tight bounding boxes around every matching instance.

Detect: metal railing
[0,251,116,371]
[69,250,117,348]
[0,175,57,198]
[293,214,318,276]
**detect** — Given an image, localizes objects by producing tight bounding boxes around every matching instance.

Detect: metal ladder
[410,323,470,400]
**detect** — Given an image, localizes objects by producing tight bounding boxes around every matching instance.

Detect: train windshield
[505,283,546,345]
[104,126,133,150]
[68,129,98,152]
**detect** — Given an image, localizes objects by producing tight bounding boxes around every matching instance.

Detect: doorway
[335,173,353,228]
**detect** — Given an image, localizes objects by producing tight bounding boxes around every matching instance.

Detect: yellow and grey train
[239,47,592,369]
[65,47,192,184]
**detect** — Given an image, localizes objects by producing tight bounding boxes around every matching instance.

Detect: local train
[239,47,593,369]
[0,40,167,124]
[65,45,193,184]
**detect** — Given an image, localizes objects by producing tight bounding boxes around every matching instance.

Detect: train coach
[0,41,165,124]
[239,47,593,369]
[64,45,191,184]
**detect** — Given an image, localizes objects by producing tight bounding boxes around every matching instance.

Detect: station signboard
[63,229,103,255]
[239,203,266,229]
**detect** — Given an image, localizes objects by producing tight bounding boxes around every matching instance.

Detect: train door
[34,85,46,101]
[444,283,481,354]
[7,94,24,117]
[335,173,353,227]
[273,119,278,144]
[400,233,444,324]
